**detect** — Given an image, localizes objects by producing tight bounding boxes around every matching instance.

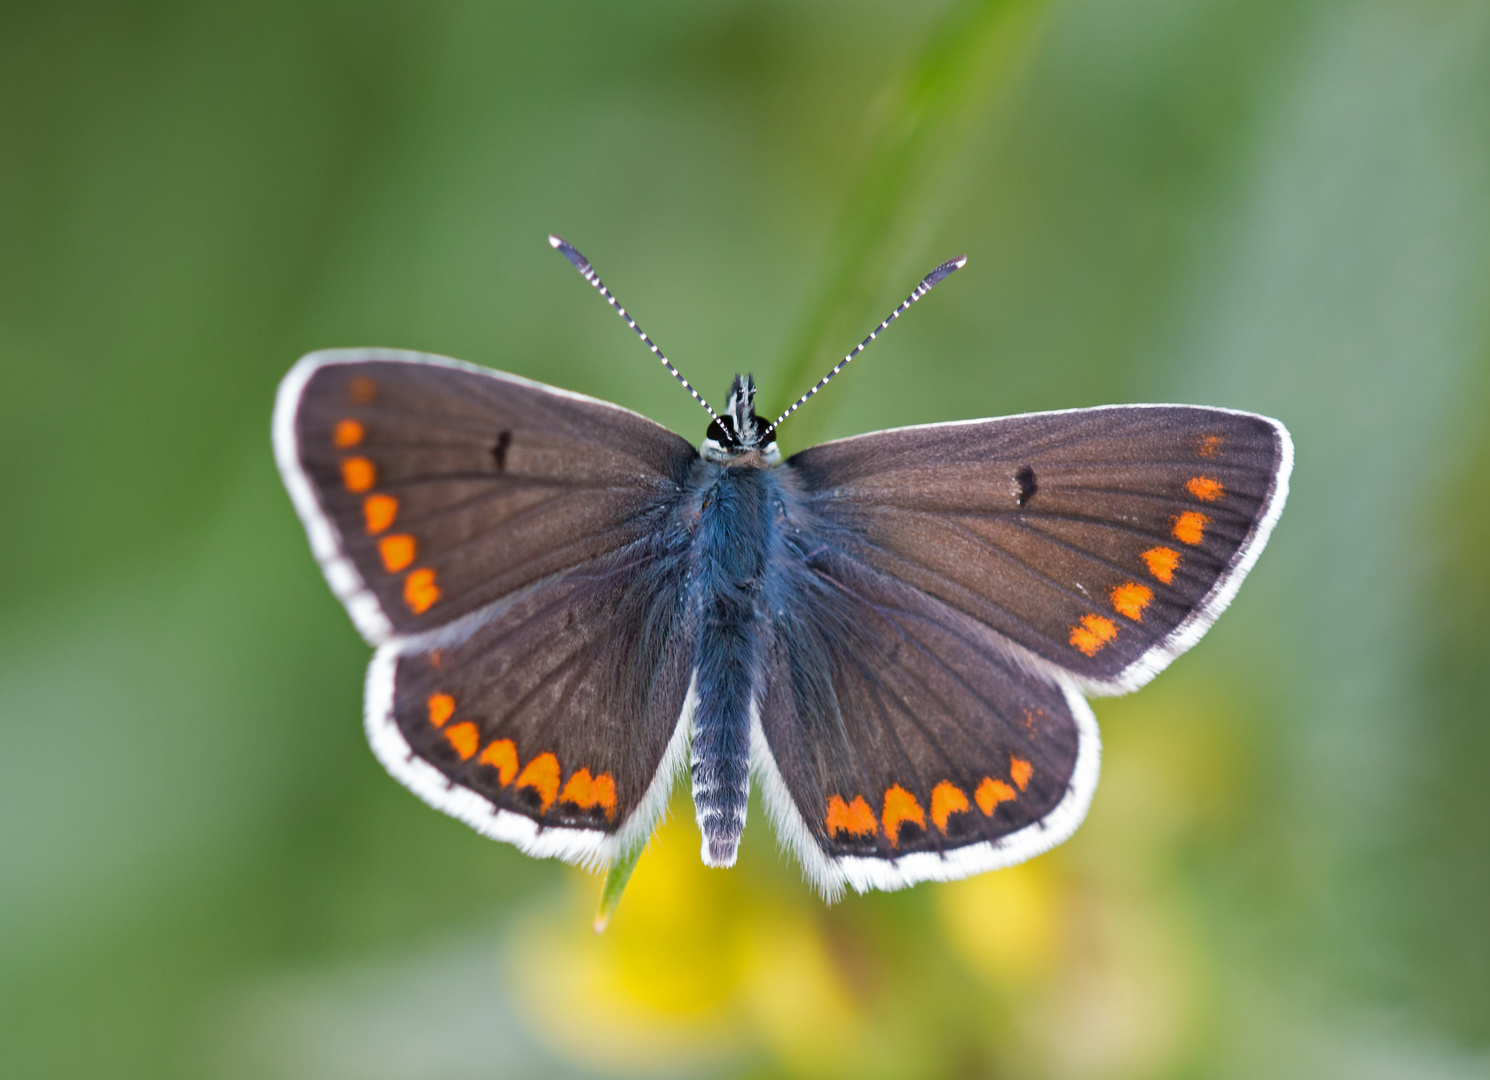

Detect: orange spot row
[336,423,440,617]
[349,377,377,404]
[1198,434,1222,458]
[825,758,1037,846]
[1186,475,1224,502]
[1129,460,1218,596]
[1110,581,1153,621]
[1070,613,1118,657]
[420,694,616,819]
[1172,510,1209,546]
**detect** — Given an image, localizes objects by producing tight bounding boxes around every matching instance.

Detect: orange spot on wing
[381,533,417,572]
[349,377,376,404]
[341,457,376,493]
[595,773,617,820]
[1070,613,1118,657]
[516,752,561,813]
[333,419,364,448]
[1111,581,1153,621]
[444,721,479,761]
[930,781,970,833]
[826,795,852,837]
[1198,434,1222,458]
[404,568,441,614]
[363,494,398,534]
[882,785,926,847]
[976,777,1016,815]
[561,768,598,808]
[478,739,518,785]
[826,795,879,837]
[1186,476,1224,502]
[1010,757,1033,791]
[1172,511,1209,546]
[379,534,416,572]
[426,693,454,728]
[1142,546,1181,584]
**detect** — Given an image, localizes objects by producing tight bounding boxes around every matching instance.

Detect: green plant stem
[768,0,1046,451]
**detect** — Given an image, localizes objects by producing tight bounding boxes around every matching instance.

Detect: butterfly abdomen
[689,463,776,867]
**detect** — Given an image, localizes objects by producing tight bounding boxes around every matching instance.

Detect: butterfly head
[702,374,781,466]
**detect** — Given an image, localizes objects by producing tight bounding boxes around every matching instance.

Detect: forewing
[273,349,699,642]
[786,405,1291,693]
[754,537,1098,896]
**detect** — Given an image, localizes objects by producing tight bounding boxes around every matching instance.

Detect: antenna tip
[923,254,968,288]
[548,234,592,273]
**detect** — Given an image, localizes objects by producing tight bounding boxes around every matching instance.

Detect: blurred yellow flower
[509,800,936,1078]
[934,860,1058,984]
[508,808,753,1075]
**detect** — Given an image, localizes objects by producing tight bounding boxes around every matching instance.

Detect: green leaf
[593,836,646,933]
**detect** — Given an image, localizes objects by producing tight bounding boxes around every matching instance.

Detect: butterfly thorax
[701,374,782,467]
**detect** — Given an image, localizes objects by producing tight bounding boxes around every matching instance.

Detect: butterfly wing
[786,405,1292,693]
[754,543,1099,895]
[274,349,701,865]
[756,405,1290,893]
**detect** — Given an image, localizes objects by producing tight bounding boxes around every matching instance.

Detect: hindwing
[754,538,1098,895]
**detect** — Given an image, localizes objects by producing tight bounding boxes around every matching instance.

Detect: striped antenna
[763,254,967,440]
[548,235,723,428]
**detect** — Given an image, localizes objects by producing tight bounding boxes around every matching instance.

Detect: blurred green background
[3,1,1489,1076]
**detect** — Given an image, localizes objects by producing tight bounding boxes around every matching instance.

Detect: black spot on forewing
[1015,465,1037,506]
[492,430,512,472]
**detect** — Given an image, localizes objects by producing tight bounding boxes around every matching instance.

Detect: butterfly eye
[706,417,734,446]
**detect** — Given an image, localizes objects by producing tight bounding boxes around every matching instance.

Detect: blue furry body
[685,459,786,866]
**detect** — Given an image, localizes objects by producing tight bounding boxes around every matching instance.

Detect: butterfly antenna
[548,234,724,428]
[764,254,967,439]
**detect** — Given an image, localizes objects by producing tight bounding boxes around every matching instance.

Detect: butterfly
[273,236,1291,899]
